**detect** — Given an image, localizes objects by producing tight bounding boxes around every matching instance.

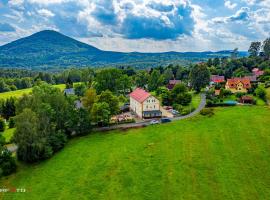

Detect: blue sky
[0,0,269,52]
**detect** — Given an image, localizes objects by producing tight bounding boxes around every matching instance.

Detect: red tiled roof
[167,80,181,90]
[226,78,251,89]
[252,68,264,77]
[211,75,225,83]
[130,88,151,103]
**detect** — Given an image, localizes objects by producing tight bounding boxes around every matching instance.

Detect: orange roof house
[225,78,251,93]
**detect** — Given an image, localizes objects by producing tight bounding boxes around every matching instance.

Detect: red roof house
[210,75,225,83]
[129,88,151,103]
[129,88,161,119]
[252,68,264,77]
[167,80,181,90]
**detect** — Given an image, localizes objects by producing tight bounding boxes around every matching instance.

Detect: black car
[161,118,172,123]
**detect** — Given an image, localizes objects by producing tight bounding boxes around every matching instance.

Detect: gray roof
[64,88,75,95]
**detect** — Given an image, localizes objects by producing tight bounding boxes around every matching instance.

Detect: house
[64,88,75,95]
[130,88,162,119]
[252,68,264,77]
[167,80,181,90]
[210,75,225,84]
[225,78,251,93]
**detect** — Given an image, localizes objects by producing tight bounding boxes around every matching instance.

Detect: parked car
[150,120,160,125]
[171,110,179,115]
[161,118,172,123]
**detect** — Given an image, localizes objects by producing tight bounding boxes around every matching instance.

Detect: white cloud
[224,0,237,9]
[28,0,68,5]
[37,9,55,18]
[8,0,24,6]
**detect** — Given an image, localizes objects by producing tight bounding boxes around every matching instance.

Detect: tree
[14,109,53,163]
[117,74,132,95]
[175,93,192,106]
[190,64,210,92]
[148,70,164,91]
[8,117,15,128]
[1,97,16,119]
[171,83,187,99]
[163,68,174,84]
[263,38,270,59]
[248,41,261,57]
[255,85,266,101]
[74,83,87,97]
[91,102,111,125]
[95,68,123,94]
[0,118,5,132]
[213,58,220,67]
[82,88,97,112]
[207,58,213,67]
[97,90,119,115]
[0,143,16,176]
[135,70,149,88]
[231,48,239,59]
[65,75,73,89]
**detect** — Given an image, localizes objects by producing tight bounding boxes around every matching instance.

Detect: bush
[0,147,17,177]
[48,131,67,152]
[200,108,214,117]
[235,92,245,98]
[223,89,232,96]
[255,85,266,101]
[0,118,6,132]
[8,117,15,128]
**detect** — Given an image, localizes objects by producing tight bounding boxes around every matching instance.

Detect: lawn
[1,128,15,143]
[0,84,66,100]
[267,87,270,103]
[1,106,270,199]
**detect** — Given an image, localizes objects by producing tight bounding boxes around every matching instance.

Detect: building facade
[225,78,251,93]
[130,88,162,118]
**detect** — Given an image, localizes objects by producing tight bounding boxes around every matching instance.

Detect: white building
[130,88,162,119]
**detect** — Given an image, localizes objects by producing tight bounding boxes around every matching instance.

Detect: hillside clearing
[1,106,270,199]
[0,84,66,100]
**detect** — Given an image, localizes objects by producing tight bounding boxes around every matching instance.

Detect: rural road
[6,93,206,153]
[94,93,206,131]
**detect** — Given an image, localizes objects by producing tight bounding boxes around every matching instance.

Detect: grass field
[1,128,15,143]
[1,106,270,199]
[0,84,66,100]
[267,87,270,103]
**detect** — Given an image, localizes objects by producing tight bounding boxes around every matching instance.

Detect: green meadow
[0,84,66,100]
[1,106,270,200]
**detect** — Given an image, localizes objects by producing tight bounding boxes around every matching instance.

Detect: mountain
[0,30,248,69]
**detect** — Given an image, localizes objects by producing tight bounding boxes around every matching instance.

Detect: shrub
[0,147,17,177]
[223,89,232,97]
[8,117,15,128]
[235,92,245,98]
[200,108,214,117]
[48,131,67,152]
[255,85,266,101]
[0,118,6,132]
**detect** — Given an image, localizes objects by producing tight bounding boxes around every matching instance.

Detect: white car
[150,120,160,125]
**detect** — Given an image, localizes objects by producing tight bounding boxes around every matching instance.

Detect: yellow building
[225,78,251,93]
